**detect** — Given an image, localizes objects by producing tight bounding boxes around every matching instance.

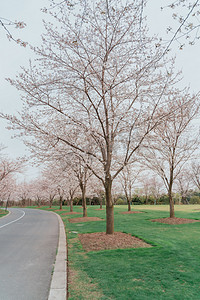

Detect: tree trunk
[82,195,87,217]
[49,196,53,208]
[125,190,131,212]
[128,200,131,212]
[105,176,114,234]
[100,199,103,209]
[81,186,87,217]
[37,196,41,207]
[181,196,187,204]
[70,198,73,212]
[59,196,63,210]
[169,190,175,218]
[169,169,175,218]
[83,204,87,217]
[106,205,114,234]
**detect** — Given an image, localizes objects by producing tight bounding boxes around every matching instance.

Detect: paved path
[0,208,59,300]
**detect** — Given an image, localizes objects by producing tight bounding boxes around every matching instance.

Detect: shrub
[189,195,200,204]
[115,198,126,205]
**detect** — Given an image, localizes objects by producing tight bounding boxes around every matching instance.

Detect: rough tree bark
[105,175,114,234]
[59,195,63,210]
[99,198,103,210]
[168,190,175,218]
[80,183,87,217]
[70,197,73,212]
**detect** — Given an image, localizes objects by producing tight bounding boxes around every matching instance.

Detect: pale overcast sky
[0,0,49,180]
[0,0,200,180]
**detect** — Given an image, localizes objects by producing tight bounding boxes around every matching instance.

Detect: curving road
[0,208,59,300]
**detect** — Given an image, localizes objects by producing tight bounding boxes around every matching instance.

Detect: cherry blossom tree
[149,176,164,205]
[0,147,24,207]
[44,161,79,211]
[190,161,200,191]
[140,173,153,205]
[67,179,79,212]
[66,154,93,217]
[28,178,49,207]
[42,168,62,208]
[176,170,191,204]
[119,165,140,211]
[0,156,24,183]
[140,91,199,217]
[16,182,33,206]
[0,174,16,208]
[40,142,93,215]
[6,0,185,234]
[42,167,67,210]
[90,178,105,209]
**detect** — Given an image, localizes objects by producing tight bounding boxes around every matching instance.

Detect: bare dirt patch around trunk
[68,217,104,223]
[151,217,200,225]
[121,211,143,214]
[79,232,152,251]
[62,212,82,215]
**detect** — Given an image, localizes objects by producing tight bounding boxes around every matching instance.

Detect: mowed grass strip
[0,209,8,217]
[39,205,200,299]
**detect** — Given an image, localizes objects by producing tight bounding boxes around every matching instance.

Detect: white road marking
[0,209,26,229]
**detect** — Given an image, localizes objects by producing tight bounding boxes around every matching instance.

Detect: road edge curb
[48,212,67,300]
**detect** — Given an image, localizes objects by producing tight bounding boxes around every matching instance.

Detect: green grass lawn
[39,205,200,299]
[0,208,8,217]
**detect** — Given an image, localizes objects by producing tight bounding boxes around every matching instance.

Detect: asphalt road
[0,208,59,300]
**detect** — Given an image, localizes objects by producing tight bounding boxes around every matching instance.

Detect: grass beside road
[0,209,8,217]
[38,205,200,299]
